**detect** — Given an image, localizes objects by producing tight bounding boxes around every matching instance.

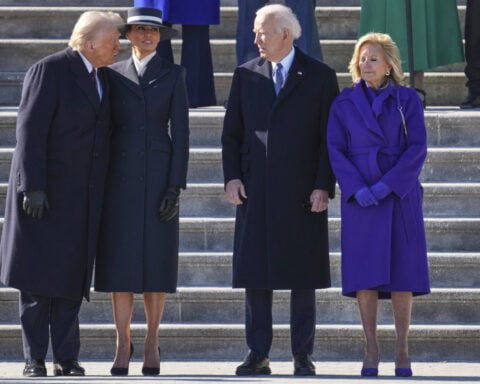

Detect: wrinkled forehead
[253,13,276,31]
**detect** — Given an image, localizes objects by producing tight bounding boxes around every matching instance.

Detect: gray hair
[69,11,123,50]
[256,3,301,39]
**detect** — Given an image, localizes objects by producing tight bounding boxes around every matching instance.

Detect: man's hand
[158,187,181,221]
[226,179,247,205]
[310,189,329,212]
[22,190,50,219]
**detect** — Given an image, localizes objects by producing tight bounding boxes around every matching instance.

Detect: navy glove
[355,187,378,207]
[371,181,391,200]
[22,190,50,219]
[158,187,181,221]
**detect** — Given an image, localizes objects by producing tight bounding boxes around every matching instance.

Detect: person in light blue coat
[134,0,219,107]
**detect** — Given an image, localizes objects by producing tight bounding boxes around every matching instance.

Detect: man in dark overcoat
[0,11,122,377]
[221,3,338,377]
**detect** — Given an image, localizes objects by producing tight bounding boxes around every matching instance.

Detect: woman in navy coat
[327,33,429,378]
[94,8,189,376]
[134,0,219,107]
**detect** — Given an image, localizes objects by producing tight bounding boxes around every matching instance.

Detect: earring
[385,70,391,76]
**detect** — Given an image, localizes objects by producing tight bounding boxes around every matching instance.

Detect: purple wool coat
[327,80,430,298]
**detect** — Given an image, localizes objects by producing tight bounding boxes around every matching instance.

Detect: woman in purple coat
[327,33,430,378]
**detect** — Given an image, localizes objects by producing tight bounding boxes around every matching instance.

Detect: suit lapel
[67,48,101,113]
[273,48,306,108]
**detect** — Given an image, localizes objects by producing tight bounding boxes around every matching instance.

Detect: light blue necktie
[274,63,284,95]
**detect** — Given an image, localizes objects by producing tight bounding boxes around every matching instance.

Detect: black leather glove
[158,187,181,222]
[22,190,50,219]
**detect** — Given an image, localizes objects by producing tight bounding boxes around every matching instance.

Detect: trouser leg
[49,296,82,362]
[245,288,273,355]
[290,289,316,355]
[19,291,50,360]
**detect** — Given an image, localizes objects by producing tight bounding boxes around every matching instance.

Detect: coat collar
[251,46,308,108]
[109,54,172,98]
[274,46,307,106]
[346,79,396,140]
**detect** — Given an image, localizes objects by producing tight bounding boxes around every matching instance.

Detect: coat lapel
[348,82,385,140]
[140,54,172,89]
[110,58,144,99]
[67,48,100,113]
[274,48,306,107]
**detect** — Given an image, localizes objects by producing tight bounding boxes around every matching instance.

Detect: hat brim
[122,22,178,41]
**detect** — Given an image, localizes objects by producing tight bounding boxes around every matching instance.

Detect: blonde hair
[348,32,404,84]
[256,3,301,39]
[69,11,123,51]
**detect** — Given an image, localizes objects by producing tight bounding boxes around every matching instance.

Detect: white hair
[69,11,123,50]
[256,3,301,39]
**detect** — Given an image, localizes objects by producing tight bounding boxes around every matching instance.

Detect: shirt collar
[271,46,295,75]
[132,51,156,77]
[77,50,94,73]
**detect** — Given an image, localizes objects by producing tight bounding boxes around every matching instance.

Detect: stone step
[0,46,468,106]
[0,146,479,187]
[2,107,480,148]
[1,182,479,218]
[0,216,477,252]
[0,322,478,360]
[183,182,480,218]
[2,249,479,290]
[177,251,480,289]
[0,6,467,42]
[0,146,479,189]
[0,287,479,325]
[0,148,480,191]
[187,147,480,183]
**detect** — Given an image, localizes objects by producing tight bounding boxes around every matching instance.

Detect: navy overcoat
[0,48,111,300]
[222,47,338,289]
[134,0,220,25]
[94,54,189,293]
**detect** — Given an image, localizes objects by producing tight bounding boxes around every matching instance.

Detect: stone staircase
[0,0,479,363]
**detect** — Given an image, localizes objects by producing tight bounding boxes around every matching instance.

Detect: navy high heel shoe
[110,343,134,376]
[395,367,413,377]
[361,367,379,377]
[142,347,161,376]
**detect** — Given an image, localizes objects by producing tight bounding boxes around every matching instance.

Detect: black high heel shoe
[142,347,161,376]
[110,342,134,376]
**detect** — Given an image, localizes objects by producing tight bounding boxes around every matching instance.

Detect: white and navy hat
[125,7,178,41]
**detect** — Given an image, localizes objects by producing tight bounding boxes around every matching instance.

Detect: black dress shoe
[111,342,134,376]
[23,359,47,377]
[53,360,85,376]
[293,354,316,376]
[235,352,271,376]
[460,93,480,109]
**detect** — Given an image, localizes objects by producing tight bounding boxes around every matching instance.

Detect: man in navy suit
[222,3,338,377]
[0,11,122,377]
